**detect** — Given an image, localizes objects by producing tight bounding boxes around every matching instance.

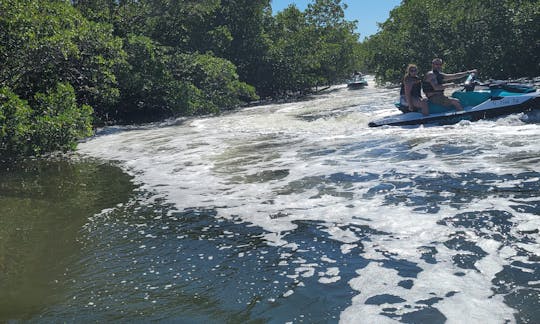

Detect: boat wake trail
[77,79,540,323]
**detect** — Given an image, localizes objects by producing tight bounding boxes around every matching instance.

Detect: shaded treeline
[1,0,538,157]
[357,0,540,84]
[0,0,360,156]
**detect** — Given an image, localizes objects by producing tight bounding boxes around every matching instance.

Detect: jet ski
[368,74,540,127]
[347,75,368,89]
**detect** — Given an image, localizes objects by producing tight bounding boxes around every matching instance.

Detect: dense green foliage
[0,83,92,156]
[257,0,360,96]
[359,0,540,83]
[1,0,538,156]
[1,0,360,157]
[0,0,120,155]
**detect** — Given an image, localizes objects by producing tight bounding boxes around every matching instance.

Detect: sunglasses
[409,69,417,72]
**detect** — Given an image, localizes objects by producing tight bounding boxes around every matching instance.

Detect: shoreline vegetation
[1,0,539,158]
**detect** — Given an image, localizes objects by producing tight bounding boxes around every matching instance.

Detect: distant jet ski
[368,74,540,127]
[347,75,368,89]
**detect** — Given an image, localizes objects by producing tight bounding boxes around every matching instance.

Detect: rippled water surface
[2,77,539,323]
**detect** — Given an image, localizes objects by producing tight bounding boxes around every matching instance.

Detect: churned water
[3,76,539,323]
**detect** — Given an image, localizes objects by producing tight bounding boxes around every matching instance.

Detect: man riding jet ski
[369,72,539,127]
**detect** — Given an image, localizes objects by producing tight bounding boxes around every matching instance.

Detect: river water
[2,76,539,323]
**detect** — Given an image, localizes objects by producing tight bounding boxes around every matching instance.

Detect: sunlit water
[3,76,539,323]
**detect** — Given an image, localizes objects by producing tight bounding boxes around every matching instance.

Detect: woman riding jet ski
[369,73,540,127]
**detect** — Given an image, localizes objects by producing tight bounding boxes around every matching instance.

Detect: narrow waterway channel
[2,77,539,323]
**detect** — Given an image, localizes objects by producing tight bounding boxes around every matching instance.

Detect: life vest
[400,76,422,98]
[422,70,444,94]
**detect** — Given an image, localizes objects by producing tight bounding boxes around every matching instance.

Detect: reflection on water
[35,199,369,323]
[0,159,135,320]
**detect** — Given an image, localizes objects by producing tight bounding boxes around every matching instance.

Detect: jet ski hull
[369,89,539,127]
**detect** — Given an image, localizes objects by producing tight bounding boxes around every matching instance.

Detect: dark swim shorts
[428,93,455,107]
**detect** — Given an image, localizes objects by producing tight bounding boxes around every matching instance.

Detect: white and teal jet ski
[368,75,540,127]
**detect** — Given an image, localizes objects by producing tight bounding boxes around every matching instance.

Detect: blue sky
[271,0,402,40]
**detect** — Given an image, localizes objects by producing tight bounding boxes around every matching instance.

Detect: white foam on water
[77,78,539,322]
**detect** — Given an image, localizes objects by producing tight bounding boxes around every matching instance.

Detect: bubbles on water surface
[74,80,540,323]
[52,197,380,322]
